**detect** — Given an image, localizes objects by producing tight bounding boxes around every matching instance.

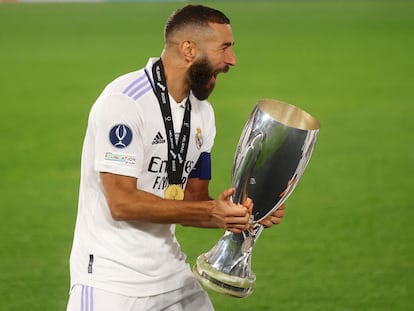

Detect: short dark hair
[164,5,230,41]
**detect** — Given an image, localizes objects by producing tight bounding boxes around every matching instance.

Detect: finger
[218,188,235,202]
[259,219,273,228]
[278,203,286,210]
[243,197,253,207]
[226,222,250,233]
[259,215,281,227]
[226,212,250,224]
[274,209,285,218]
[227,227,245,234]
[270,216,282,224]
[224,211,251,227]
[243,198,254,213]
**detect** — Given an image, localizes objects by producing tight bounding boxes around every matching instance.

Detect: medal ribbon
[151,58,191,186]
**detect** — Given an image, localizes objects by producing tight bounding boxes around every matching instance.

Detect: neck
[160,52,190,103]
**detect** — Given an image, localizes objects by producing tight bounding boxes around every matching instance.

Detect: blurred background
[0,1,413,310]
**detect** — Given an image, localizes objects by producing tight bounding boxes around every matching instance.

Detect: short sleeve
[92,93,144,178]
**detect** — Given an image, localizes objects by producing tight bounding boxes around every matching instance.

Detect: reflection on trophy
[193,99,320,298]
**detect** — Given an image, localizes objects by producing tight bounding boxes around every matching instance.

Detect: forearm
[104,181,215,224]
[100,173,251,233]
[180,184,217,227]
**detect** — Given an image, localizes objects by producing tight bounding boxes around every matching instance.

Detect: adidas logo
[152,131,166,145]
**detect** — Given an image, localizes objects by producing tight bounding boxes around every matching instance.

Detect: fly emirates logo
[147,156,195,190]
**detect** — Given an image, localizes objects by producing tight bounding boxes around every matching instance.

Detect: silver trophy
[193,99,320,298]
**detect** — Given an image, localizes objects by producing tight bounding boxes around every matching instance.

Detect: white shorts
[66,278,214,311]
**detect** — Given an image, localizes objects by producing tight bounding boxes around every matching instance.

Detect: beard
[188,57,220,101]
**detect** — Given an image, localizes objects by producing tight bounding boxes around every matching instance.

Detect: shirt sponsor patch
[109,124,133,148]
[105,152,137,165]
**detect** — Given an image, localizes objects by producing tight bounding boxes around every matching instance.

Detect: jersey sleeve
[188,99,216,180]
[188,152,211,180]
[91,92,144,178]
[199,99,216,154]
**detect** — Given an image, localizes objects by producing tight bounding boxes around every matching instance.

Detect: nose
[225,47,237,66]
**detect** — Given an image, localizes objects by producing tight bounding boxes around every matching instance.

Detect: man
[67,5,285,311]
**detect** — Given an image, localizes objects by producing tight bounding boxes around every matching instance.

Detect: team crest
[195,127,203,149]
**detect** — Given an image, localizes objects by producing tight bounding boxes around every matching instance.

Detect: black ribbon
[151,58,191,185]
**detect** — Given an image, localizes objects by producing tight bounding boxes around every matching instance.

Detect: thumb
[218,187,235,202]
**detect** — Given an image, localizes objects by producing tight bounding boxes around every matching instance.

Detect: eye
[221,42,235,53]
[221,45,231,53]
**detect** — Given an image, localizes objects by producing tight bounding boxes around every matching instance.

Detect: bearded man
[66,5,284,311]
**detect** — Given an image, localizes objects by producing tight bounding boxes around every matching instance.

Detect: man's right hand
[212,188,252,233]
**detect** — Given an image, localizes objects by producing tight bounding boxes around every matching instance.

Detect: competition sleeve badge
[109,124,133,148]
[195,127,203,149]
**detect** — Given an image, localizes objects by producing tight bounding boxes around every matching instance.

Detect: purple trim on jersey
[123,74,152,101]
[127,80,149,97]
[189,152,212,180]
[81,285,94,311]
[133,85,152,100]
[90,287,94,311]
[123,74,146,94]
[81,285,85,311]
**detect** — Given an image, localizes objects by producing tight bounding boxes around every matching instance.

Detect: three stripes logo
[152,131,166,145]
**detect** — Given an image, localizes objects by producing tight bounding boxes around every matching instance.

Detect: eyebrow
[221,41,235,48]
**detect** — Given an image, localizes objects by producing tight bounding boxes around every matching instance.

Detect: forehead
[207,23,234,45]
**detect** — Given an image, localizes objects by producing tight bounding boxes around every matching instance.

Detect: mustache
[221,66,230,74]
[214,66,230,76]
[188,58,230,100]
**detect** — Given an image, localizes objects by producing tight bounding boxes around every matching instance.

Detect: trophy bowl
[193,99,320,298]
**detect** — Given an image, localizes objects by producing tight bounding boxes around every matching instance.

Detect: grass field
[0,1,413,310]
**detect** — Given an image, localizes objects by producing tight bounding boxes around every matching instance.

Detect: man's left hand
[258,203,286,228]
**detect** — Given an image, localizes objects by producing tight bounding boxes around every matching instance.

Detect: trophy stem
[193,225,265,298]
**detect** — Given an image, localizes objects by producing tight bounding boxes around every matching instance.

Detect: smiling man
[66,5,284,311]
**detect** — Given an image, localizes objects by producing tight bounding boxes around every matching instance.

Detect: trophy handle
[231,132,264,204]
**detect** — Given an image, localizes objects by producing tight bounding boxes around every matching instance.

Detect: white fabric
[68,58,216,297]
[66,280,214,311]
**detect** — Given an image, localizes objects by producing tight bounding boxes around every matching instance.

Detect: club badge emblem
[195,127,203,149]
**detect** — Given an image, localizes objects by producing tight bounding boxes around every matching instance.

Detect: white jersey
[69,58,216,297]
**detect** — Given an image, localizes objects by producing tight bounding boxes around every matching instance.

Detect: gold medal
[164,184,184,200]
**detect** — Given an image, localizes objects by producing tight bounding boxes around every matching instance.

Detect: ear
[179,40,197,63]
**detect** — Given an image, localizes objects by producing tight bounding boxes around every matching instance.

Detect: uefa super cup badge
[195,128,203,149]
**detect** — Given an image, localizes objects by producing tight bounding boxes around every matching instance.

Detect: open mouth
[212,67,229,83]
[210,66,230,85]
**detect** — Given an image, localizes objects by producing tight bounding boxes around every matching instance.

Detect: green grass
[0,1,413,310]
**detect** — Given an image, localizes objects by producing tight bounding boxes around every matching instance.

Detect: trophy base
[193,255,256,298]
